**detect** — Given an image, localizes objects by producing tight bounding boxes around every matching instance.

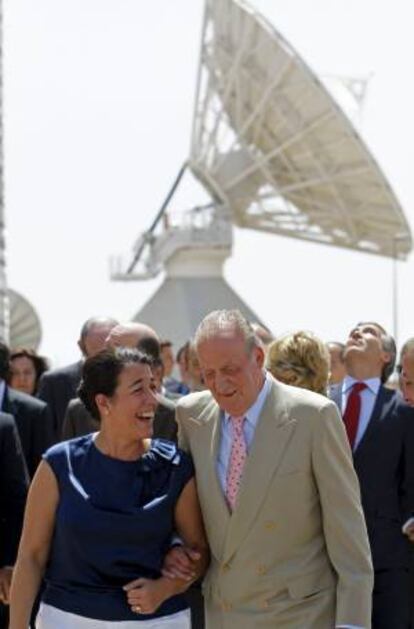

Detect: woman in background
[266,330,330,395]
[8,349,49,397]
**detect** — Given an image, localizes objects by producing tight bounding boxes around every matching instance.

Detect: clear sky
[4,0,414,366]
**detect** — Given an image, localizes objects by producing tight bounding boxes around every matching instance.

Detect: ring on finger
[133,605,142,614]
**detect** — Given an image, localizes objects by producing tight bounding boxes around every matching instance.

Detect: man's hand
[161,545,201,581]
[123,577,172,615]
[0,566,13,604]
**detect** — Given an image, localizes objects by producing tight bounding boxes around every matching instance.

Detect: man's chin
[218,399,244,416]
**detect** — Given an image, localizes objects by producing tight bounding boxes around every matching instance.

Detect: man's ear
[382,349,391,362]
[381,350,392,368]
[78,339,86,357]
[254,345,265,369]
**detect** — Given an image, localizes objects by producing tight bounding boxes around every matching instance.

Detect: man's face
[327,344,347,384]
[81,323,117,358]
[400,353,414,406]
[197,331,265,416]
[344,323,390,376]
[177,350,189,382]
[161,345,174,377]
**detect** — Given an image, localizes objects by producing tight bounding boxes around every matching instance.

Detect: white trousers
[36,603,191,629]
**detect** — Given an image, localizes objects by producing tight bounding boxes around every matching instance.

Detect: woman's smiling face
[99,363,159,440]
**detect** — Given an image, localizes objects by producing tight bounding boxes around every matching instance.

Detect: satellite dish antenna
[111,0,412,345]
[8,289,42,350]
[321,73,373,127]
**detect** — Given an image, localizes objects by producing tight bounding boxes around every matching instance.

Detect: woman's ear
[95,393,110,416]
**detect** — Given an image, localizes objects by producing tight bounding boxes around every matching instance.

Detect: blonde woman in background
[266,330,330,395]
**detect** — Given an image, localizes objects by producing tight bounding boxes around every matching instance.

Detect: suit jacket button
[221,562,230,573]
[264,520,277,530]
[256,564,267,575]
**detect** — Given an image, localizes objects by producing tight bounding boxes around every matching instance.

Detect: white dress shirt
[341,375,381,450]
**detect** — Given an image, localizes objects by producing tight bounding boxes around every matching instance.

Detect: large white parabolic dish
[189,0,412,259]
[8,289,42,350]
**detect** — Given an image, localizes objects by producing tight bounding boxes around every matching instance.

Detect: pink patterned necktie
[226,416,247,511]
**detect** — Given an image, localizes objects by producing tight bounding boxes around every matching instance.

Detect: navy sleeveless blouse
[42,435,194,621]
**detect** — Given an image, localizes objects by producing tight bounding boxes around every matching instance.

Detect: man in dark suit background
[330,321,414,628]
[396,337,414,629]
[0,343,53,479]
[0,411,28,628]
[37,316,118,440]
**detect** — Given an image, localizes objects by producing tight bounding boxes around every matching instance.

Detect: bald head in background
[78,316,119,358]
[63,320,178,443]
[105,322,159,350]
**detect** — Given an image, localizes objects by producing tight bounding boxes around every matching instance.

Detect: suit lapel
[194,400,231,559]
[354,385,392,458]
[223,381,297,563]
[331,383,393,459]
[2,386,15,415]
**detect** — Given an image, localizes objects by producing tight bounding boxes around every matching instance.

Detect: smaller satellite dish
[8,289,42,350]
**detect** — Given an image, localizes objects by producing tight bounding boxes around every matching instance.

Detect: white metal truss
[189,0,412,259]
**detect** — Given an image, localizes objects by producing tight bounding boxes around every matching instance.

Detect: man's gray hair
[194,310,260,354]
[80,316,119,341]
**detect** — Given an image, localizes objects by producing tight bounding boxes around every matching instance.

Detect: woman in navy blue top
[10,348,208,628]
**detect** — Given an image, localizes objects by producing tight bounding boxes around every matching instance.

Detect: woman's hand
[123,577,175,615]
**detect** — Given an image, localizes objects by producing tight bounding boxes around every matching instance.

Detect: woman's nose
[144,388,159,407]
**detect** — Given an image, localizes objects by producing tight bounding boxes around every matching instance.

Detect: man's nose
[215,376,232,393]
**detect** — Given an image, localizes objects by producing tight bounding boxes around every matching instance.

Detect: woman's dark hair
[77,348,152,421]
[8,348,49,392]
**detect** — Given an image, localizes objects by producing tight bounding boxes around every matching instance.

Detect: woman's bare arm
[173,477,209,582]
[9,461,59,629]
[125,478,209,614]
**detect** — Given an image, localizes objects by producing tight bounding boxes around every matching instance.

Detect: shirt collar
[342,374,381,396]
[224,371,271,428]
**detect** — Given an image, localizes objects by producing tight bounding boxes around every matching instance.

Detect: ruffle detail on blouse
[139,439,181,472]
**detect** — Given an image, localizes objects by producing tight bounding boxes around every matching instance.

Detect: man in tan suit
[175,310,373,629]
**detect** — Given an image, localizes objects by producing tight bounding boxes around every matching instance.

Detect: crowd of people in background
[1,311,414,628]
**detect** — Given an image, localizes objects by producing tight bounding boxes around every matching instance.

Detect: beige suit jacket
[176,377,373,629]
